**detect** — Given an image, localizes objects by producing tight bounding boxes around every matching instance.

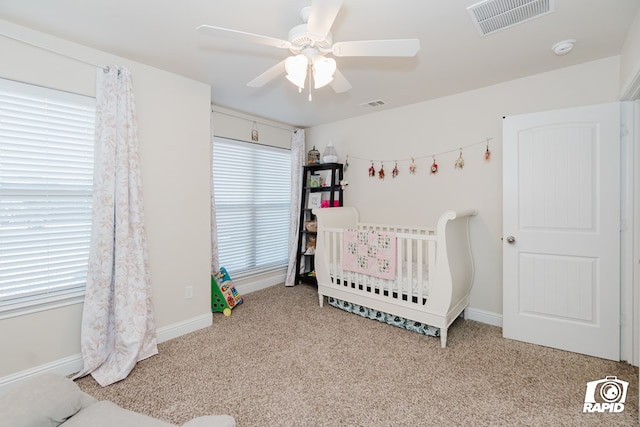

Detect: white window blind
[0,78,95,313]
[212,137,291,276]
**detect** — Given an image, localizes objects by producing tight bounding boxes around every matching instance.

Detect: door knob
[505,236,516,244]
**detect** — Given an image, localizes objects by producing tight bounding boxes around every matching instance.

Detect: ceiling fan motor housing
[288,24,333,54]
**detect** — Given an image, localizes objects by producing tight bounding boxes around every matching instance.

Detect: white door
[503,103,620,361]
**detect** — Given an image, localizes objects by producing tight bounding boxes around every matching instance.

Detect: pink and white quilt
[342,229,396,280]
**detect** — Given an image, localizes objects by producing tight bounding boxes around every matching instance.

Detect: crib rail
[320,226,437,308]
[358,221,434,236]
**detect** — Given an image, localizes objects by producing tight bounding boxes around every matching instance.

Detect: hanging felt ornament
[392,161,399,178]
[368,161,376,177]
[430,156,438,174]
[484,140,491,161]
[454,149,464,169]
[251,121,259,142]
[409,158,416,174]
[378,162,385,180]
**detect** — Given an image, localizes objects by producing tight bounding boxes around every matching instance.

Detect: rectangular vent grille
[467,0,553,36]
[359,99,386,108]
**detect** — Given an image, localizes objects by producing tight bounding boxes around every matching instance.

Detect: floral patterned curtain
[210,112,219,273]
[285,129,305,286]
[74,66,158,386]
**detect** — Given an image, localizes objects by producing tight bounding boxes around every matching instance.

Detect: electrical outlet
[185,285,193,299]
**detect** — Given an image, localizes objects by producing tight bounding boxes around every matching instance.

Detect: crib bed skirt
[327,297,439,337]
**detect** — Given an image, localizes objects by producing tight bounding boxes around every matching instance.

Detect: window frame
[212,136,292,278]
[0,78,95,319]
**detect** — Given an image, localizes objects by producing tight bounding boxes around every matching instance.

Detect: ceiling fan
[197,0,420,99]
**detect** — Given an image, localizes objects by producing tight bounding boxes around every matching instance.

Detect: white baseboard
[156,313,212,343]
[234,273,284,295]
[466,307,503,327]
[0,313,213,395]
[0,353,83,395]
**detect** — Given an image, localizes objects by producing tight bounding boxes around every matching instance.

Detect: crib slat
[336,230,341,285]
[396,236,403,301]
[417,238,423,303]
[428,239,436,292]
[328,228,336,285]
[406,238,413,301]
[340,232,345,287]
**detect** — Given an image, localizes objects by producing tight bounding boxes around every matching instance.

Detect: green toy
[211,267,243,314]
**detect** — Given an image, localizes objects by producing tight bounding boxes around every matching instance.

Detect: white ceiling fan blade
[197,24,291,50]
[330,69,352,93]
[247,60,287,88]
[332,39,420,57]
[307,0,343,40]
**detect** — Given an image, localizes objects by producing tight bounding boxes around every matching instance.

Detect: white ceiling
[0,0,638,128]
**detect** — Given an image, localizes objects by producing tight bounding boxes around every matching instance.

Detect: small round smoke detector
[552,39,576,55]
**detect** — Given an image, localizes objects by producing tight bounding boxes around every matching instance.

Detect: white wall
[620,7,640,99]
[212,106,293,149]
[0,20,212,378]
[618,6,640,367]
[307,56,621,318]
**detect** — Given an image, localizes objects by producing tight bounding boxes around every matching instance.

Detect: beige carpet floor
[75,284,639,426]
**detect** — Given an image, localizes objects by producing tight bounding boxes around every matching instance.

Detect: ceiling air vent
[359,99,386,108]
[467,0,554,36]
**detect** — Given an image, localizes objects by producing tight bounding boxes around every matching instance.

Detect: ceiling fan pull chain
[308,64,313,101]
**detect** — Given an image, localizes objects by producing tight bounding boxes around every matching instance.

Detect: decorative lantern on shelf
[322,142,338,163]
[307,146,320,165]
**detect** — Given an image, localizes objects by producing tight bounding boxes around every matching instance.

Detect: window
[212,137,291,276]
[0,78,95,316]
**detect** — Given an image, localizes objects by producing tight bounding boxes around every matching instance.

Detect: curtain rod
[1,31,301,131]
[212,109,296,133]
[0,30,103,69]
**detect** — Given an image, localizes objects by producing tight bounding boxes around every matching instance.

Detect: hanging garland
[344,137,493,177]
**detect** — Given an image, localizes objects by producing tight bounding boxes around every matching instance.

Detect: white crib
[312,207,477,348]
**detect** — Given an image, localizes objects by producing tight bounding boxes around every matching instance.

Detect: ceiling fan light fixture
[312,56,336,89]
[285,54,308,88]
